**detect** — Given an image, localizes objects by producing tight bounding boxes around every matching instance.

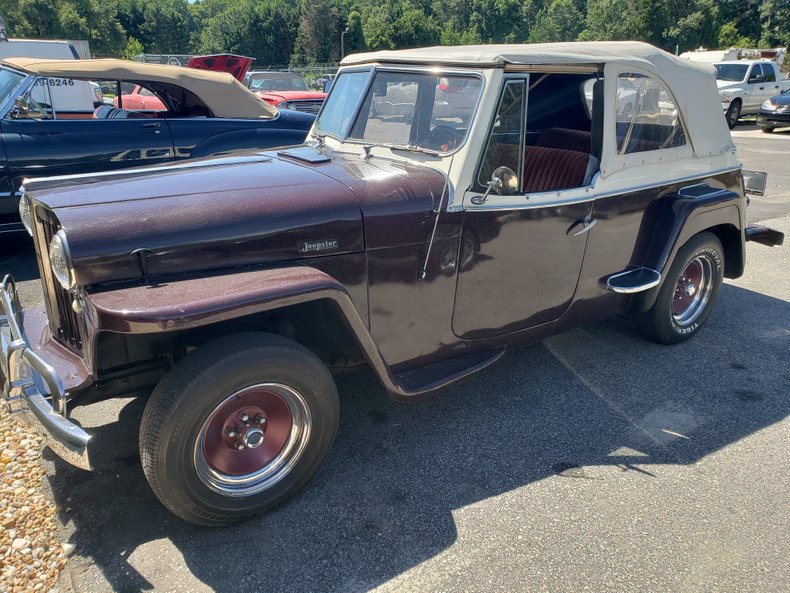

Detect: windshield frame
[0,65,32,118]
[314,65,486,157]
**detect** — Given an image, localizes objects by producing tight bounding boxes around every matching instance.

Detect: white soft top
[342,41,733,160]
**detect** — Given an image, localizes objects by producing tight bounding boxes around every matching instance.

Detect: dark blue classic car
[0,57,315,235]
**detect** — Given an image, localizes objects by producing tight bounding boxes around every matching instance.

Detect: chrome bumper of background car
[0,275,92,470]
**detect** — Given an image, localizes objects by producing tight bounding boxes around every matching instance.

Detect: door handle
[570,216,597,236]
[141,122,161,134]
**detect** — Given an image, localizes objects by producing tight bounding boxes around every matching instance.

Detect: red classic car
[245,70,326,114]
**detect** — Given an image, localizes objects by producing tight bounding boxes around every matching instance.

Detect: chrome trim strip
[464,165,743,212]
[0,274,92,470]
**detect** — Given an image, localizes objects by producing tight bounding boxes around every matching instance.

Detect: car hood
[716,79,742,90]
[767,91,790,105]
[27,148,446,286]
[257,91,327,102]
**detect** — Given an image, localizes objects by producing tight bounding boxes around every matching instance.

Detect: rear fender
[632,186,744,313]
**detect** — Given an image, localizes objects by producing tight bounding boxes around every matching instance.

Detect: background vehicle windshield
[249,73,309,92]
[715,64,748,82]
[0,67,25,107]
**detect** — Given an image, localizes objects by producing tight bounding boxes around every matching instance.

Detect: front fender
[84,266,424,401]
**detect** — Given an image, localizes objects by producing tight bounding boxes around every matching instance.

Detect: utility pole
[341,27,350,60]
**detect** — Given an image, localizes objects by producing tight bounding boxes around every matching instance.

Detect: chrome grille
[35,211,83,350]
[284,99,324,115]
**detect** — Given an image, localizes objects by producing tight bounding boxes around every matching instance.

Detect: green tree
[579,0,641,41]
[139,0,194,53]
[198,0,299,66]
[664,0,720,52]
[718,21,755,47]
[529,0,584,42]
[293,0,341,64]
[759,0,790,47]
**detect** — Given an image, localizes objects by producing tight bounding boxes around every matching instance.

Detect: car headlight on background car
[18,192,33,237]
[277,101,289,109]
[719,91,731,103]
[761,99,777,112]
[49,230,77,291]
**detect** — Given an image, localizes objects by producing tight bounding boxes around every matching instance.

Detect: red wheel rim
[671,255,714,326]
[200,386,293,476]
[672,259,703,316]
[194,383,312,496]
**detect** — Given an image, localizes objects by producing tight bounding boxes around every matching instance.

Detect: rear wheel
[633,233,724,345]
[725,101,741,129]
[761,126,775,133]
[139,332,339,526]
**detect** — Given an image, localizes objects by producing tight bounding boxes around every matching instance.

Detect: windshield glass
[0,67,26,107]
[249,73,309,92]
[316,69,483,154]
[715,64,748,82]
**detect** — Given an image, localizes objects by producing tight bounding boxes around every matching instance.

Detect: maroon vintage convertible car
[1,42,784,525]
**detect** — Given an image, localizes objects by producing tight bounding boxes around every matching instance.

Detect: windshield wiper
[361,142,440,158]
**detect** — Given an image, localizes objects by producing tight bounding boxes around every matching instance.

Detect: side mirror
[750,74,766,84]
[9,97,29,119]
[472,166,519,205]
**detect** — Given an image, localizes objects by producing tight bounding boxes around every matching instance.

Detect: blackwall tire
[139,332,339,526]
[633,232,724,345]
[726,102,741,129]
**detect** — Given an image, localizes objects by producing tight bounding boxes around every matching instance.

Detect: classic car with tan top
[1,42,783,525]
[0,57,314,234]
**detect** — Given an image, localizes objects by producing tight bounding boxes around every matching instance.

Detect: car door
[452,75,596,339]
[745,65,765,111]
[1,76,175,191]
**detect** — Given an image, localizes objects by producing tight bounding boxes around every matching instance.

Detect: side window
[747,65,762,83]
[763,64,777,83]
[477,80,526,189]
[18,78,54,119]
[615,73,686,154]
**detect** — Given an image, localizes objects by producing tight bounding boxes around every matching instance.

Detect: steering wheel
[423,125,464,152]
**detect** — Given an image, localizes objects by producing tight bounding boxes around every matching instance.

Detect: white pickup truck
[716,60,790,128]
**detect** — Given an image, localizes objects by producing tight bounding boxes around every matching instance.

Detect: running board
[393,349,506,398]
[601,267,661,294]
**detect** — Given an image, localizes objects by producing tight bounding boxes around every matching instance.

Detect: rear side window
[615,73,685,154]
[762,64,777,83]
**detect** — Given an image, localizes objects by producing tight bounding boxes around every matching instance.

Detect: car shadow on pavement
[0,236,38,282]
[45,282,790,593]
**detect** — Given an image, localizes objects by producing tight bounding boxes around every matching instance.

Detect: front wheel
[139,333,339,526]
[633,232,724,345]
[761,126,775,134]
[725,101,741,129]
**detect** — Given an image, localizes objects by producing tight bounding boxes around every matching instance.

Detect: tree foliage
[0,0,786,62]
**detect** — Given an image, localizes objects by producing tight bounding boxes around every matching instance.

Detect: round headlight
[17,192,33,237]
[49,230,76,290]
[761,99,776,111]
[277,101,289,109]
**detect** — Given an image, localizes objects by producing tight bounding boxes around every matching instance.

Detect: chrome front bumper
[1,275,92,470]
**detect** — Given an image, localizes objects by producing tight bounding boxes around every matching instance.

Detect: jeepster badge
[298,239,339,254]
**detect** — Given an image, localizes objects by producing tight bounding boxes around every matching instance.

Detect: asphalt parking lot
[2,125,789,593]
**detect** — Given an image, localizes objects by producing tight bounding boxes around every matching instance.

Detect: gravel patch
[0,406,66,593]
